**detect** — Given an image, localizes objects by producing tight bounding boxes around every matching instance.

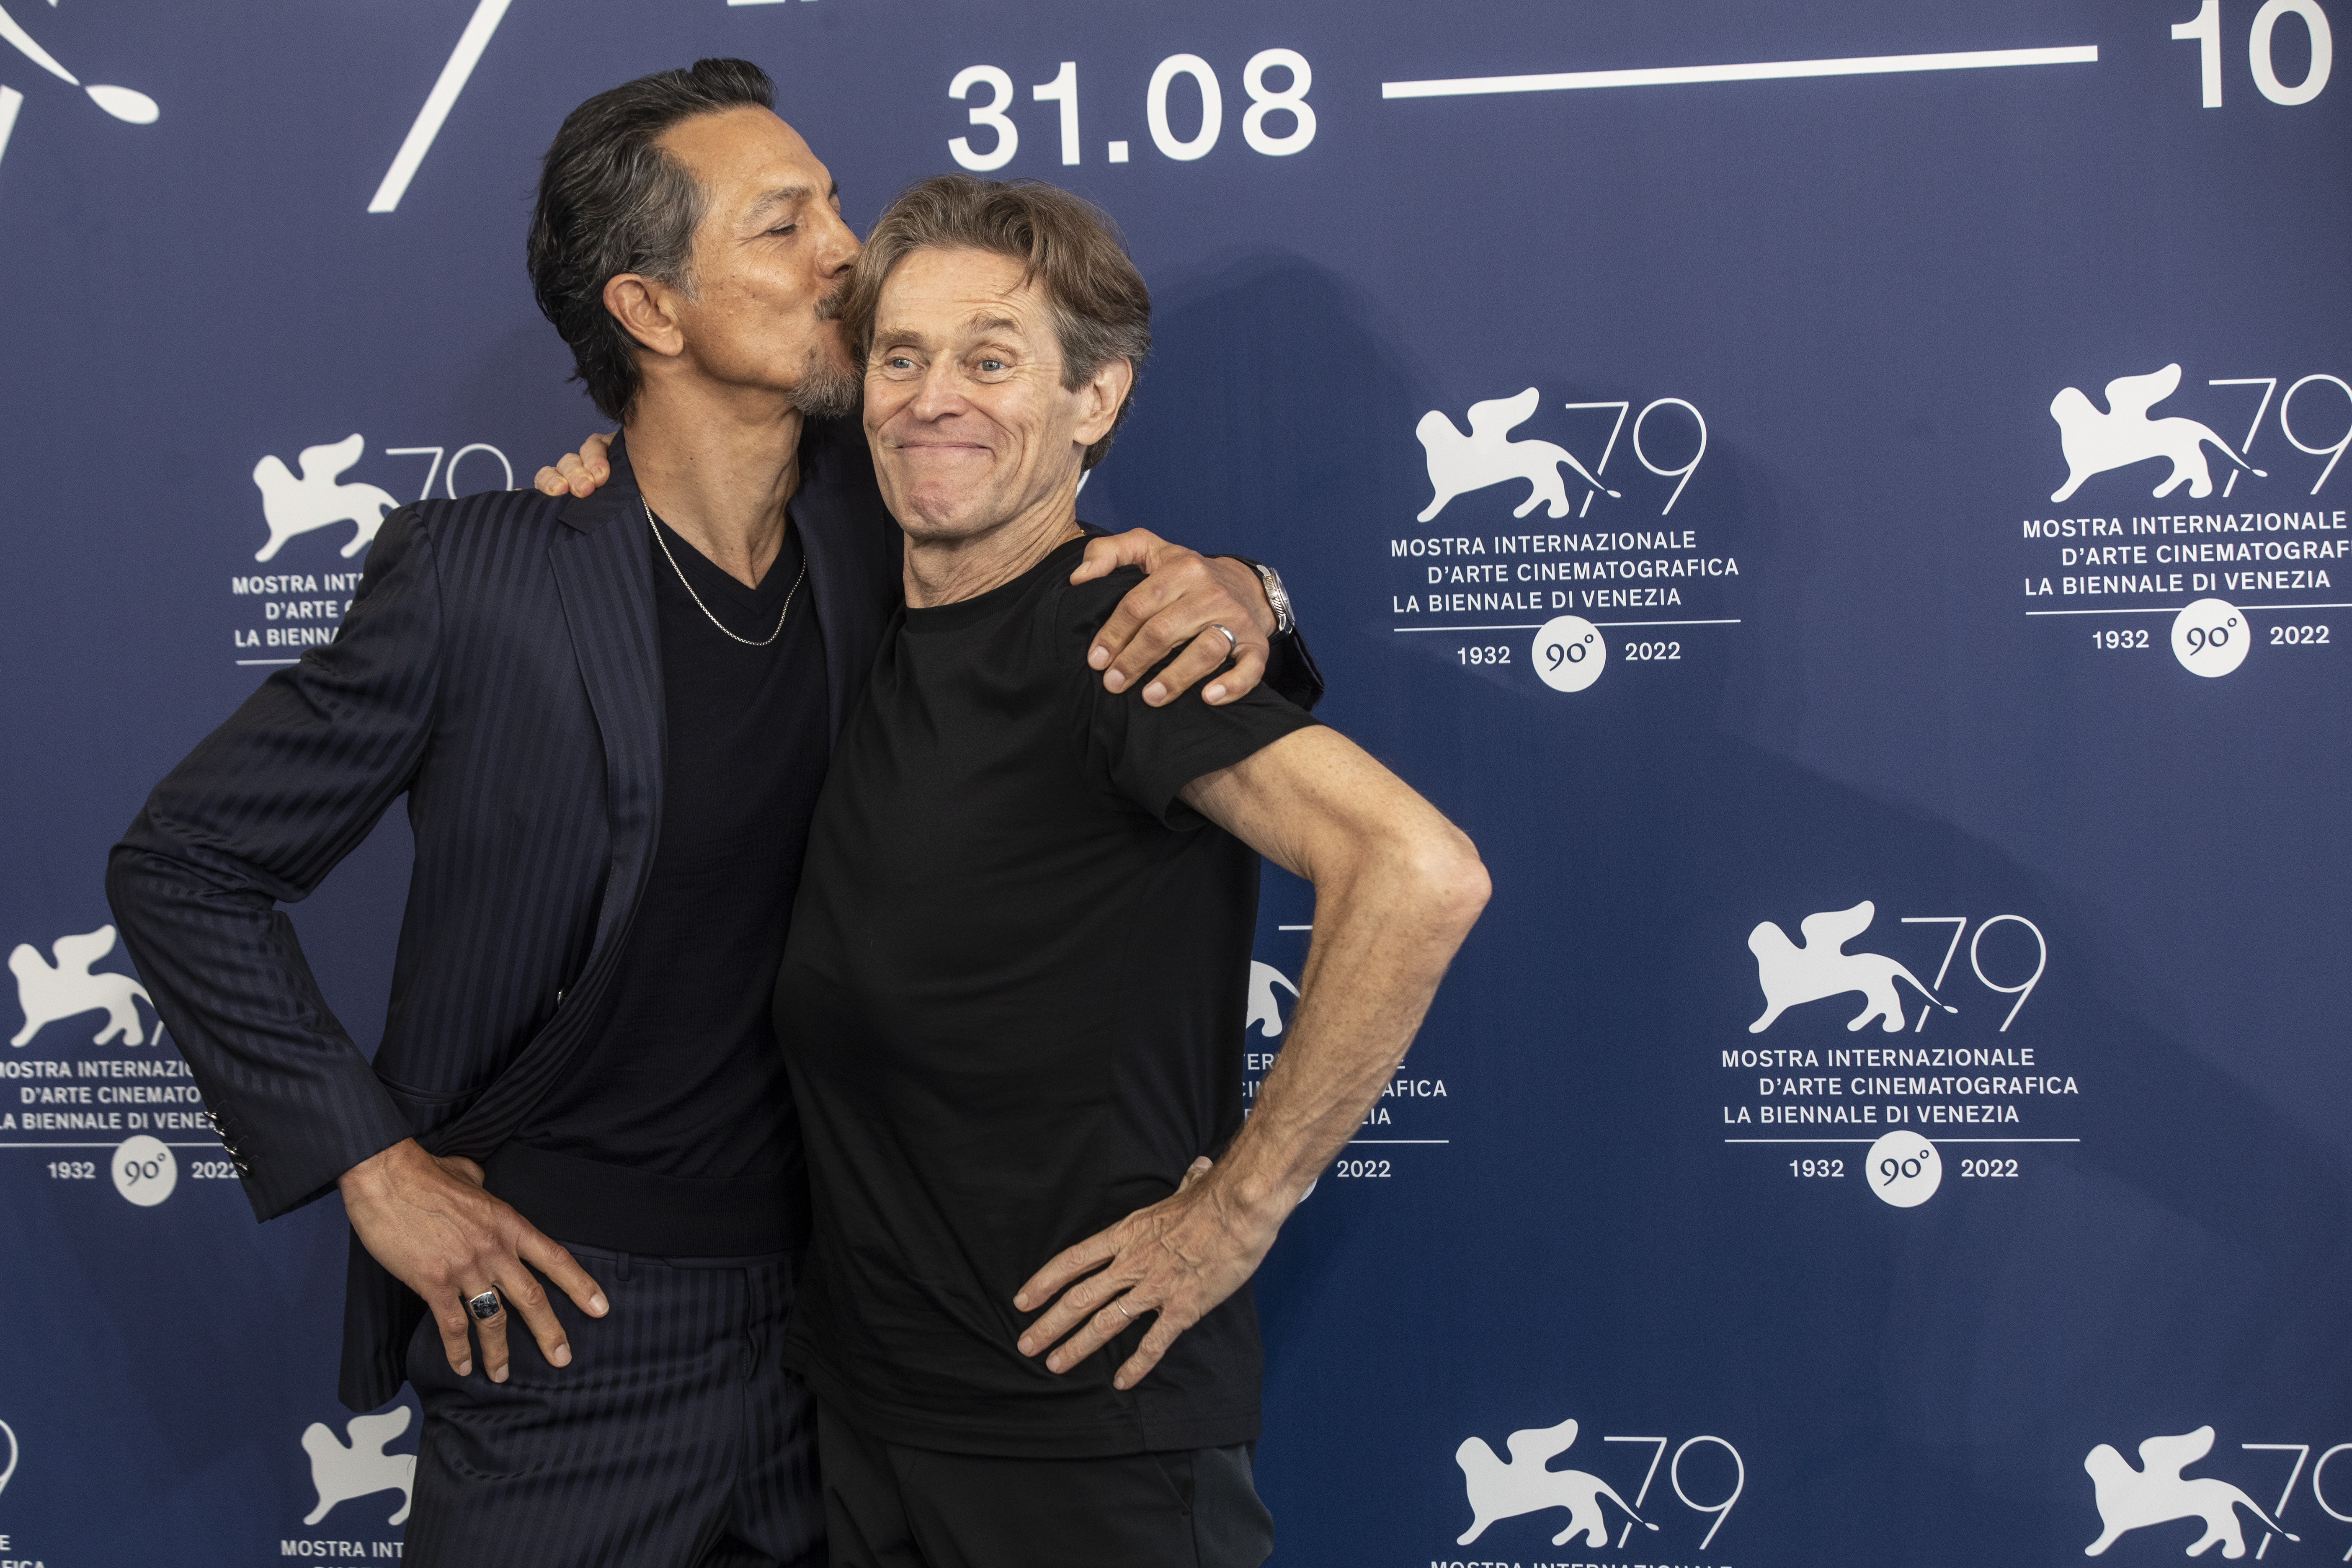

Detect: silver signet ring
[467,1289,503,1322]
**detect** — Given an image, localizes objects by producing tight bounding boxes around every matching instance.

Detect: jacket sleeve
[1222,554,1326,713]
[107,508,441,1221]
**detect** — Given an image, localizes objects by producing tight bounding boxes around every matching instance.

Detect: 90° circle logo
[1533,615,1608,692]
[2171,598,2249,677]
[111,1134,178,1206]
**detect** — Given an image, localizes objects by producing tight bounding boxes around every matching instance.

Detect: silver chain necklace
[646,498,806,648]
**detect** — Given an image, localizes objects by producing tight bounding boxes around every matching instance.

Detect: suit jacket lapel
[429,441,663,1160]
[548,442,665,966]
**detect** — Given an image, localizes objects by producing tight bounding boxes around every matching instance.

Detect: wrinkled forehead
[874,245,1051,340]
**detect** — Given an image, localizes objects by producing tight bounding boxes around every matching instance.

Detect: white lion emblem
[1415,388,1617,523]
[2050,364,2263,502]
[2084,1426,2296,1559]
[252,433,400,562]
[10,924,155,1047]
[1455,1417,1657,1548]
[1747,900,1955,1035]
[302,1406,417,1527]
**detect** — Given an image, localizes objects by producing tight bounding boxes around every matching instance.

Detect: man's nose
[909,360,967,420]
[816,203,860,275]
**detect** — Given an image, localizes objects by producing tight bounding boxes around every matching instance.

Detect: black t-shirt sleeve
[1063,570,1320,827]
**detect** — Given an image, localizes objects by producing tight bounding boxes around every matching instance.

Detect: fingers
[1042,1291,1148,1375]
[481,1229,602,1375]
[467,1282,515,1382]
[1090,560,1274,706]
[1137,623,1241,707]
[495,1263,571,1374]
[531,436,617,500]
[432,1292,475,1378]
[1070,527,1166,584]
[1114,1309,1197,1392]
[1014,1230,1118,1319]
[1019,1261,1130,1367]
[531,454,593,499]
[1086,572,1174,683]
[1201,645,1268,707]
[342,1141,606,1383]
[573,432,614,496]
[519,1230,609,1320]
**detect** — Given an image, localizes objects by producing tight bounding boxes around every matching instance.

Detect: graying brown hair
[837,175,1151,470]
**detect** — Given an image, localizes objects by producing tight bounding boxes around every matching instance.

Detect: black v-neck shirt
[492,510,829,1256]
[776,534,1317,1455]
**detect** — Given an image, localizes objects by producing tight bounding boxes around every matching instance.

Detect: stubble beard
[789,351,863,419]
[790,278,863,418]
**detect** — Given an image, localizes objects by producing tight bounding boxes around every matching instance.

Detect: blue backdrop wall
[3,1,2347,1562]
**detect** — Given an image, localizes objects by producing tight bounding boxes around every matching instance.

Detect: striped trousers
[402,1245,823,1568]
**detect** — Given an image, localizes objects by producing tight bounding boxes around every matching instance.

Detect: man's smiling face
[863,245,1124,544]
[655,106,861,413]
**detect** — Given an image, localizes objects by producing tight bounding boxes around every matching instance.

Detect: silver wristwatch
[1248,561,1295,637]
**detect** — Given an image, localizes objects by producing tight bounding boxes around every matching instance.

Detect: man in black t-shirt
[775,177,1491,1568]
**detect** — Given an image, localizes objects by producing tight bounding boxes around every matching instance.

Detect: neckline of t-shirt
[647,508,806,619]
[900,526,1099,633]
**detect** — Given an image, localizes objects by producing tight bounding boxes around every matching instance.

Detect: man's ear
[1073,356,1135,448]
[603,273,687,360]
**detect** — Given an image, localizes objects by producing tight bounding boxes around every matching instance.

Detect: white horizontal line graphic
[2025,601,2352,616]
[1383,44,2097,101]
[1723,1137,2083,1144]
[1,1142,229,1149]
[1393,619,1741,632]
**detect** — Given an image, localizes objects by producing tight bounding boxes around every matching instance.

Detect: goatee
[792,276,862,418]
[790,351,863,419]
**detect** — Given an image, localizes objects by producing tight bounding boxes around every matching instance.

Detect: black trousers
[818,1400,1275,1568]
[402,1245,823,1568]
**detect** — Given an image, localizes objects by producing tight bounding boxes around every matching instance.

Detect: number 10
[2174,0,2334,107]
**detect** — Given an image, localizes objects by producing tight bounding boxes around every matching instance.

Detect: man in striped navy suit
[107,59,1315,1567]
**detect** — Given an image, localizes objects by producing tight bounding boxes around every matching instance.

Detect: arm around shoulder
[107,508,444,1220]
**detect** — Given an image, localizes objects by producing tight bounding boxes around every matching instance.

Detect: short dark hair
[837,175,1151,471]
[528,59,774,421]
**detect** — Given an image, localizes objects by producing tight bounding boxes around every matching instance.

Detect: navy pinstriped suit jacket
[108,423,901,1408]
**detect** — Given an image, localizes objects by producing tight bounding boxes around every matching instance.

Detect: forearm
[1009,731,1483,1390]
[108,843,412,1218]
[1218,846,1481,1221]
